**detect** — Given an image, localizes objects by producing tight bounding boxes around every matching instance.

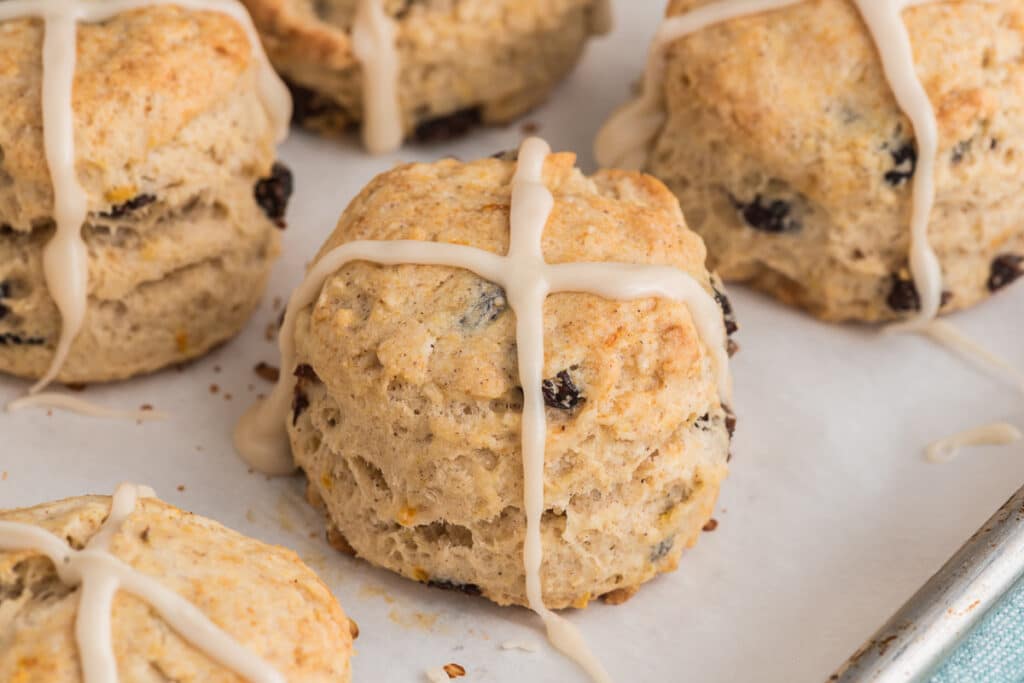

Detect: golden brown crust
[0,495,353,683]
[287,152,732,608]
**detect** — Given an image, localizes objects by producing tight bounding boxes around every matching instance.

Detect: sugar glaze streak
[0,483,285,683]
[351,0,402,154]
[235,137,732,682]
[0,0,290,414]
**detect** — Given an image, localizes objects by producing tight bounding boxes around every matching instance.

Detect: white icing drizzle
[501,640,540,653]
[926,423,1023,463]
[916,320,1024,395]
[235,136,732,682]
[6,393,167,421]
[0,483,285,683]
[351,0,403,154]
[0,0,290,403]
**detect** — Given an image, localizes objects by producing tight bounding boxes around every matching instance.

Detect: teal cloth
[929,576,1024,683]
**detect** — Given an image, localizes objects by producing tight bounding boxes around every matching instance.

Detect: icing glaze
[351,0,403,154]
[235,137,732,681]
[926,423,1023,463]
[0,0,290,404]
[0,483,285,683]
[6,393,167,421]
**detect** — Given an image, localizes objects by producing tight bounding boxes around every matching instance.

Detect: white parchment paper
[3,2,1024,680]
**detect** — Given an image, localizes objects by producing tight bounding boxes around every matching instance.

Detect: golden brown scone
[243,0,608,143]
[286,149,735,609]
[0,493,354,682]
[642,0,1024,321]
[0,6,291,382]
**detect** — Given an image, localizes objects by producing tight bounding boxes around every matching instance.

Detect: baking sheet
[4,1,1024,680]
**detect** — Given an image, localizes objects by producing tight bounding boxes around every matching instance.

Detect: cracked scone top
[283,149,735,610]
[601,0,1024,322]
[241,0,611,152]
[0,490,354,682]
[0,4,292,384]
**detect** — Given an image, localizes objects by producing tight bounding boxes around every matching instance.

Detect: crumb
[265,323,277,342]
[140,404,153,412]
[443,663,466,678]
[703,518,719,532]
[65,383,87,392]
[349,618,360,640]
[214,365,222,373]
[273,296,283,311]
[501,640,539,653]
[177,485,185,492]
[224,393,233,401]
[521,121,540,135]
[209,384,219,394]
[195,445,204,452]
[46,410,53,417]
[425,668,449,683]
[1,471,7,481]
[254,362,280,382]
[257,393,266,400]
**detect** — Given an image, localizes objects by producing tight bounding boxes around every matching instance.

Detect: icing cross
[235,136,732,683]
[0,483,285,683]
[0,0,290,412]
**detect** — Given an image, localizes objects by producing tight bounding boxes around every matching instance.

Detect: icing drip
[6,393,168,421]
[351,0,403,154]
[0,483,285,683]
[235,137,732,682]
[926,423,1023,463]
[0,0,290,404]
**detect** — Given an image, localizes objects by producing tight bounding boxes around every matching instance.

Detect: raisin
[0,304,7,321]
[491,149,519,162]
[294,363,320,382]
[413,107,482,144]
[988,254,1024,292]
[542,370,583,410]
[724,405,737,439]
[712,285,738,336]
[291,387,309,426]
[884,143,917,186]
[0,333,45,346]
[696,413,711,432]
[287,80,345,126]
[426,579,482,597]
[650,538,674,562]
[99,193,156,219]
[731,195,799,233]
[886,274,920,312]
[951,139,971,164]
[254,162,294,227]
[459,284,507,329]
[0,282,8,321]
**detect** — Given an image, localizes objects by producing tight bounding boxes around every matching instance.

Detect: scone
[246,141,735,609]
[0,484,354,682]
[0,2,291,384]
[242,0,612,152]
[598,0,1024,322]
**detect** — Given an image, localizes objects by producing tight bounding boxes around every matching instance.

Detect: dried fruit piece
[442,663,466,679]
[731,195,800,233]
[650,537,674,562]
[413,107,482,143]
[254,162,294,227]
[884,142,917,186]
[712,284,738,336]
[253,362,280,382]
[426,579,482,597]
[0,333,45,346]
[951,139,971,164]
[542,369,584,410]
[291,387,309,426]
[988,254,1024,292]
[99,193,156,219]
[459,283,507,329]
[886,273,920,312]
